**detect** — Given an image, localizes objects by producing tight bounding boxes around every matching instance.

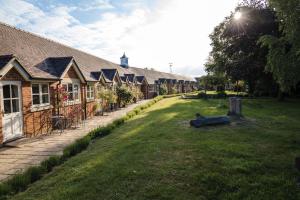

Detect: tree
[116,86,133,107]
[259,0,300,99]
[159,84,168,95]
[97,87,117,111]
[206,2,279,95]
[130,86,144,102]
[198,74,227,93]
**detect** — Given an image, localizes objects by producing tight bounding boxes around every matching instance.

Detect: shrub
[41,156,62,172]
[116,86,134,106]
[100,125,114,135]
[217,91,227,98]
[63,137,91,159]
[197,92,207,99]
[24,166,45,183]
[7,173,30,193]
[0,183,10,197]
[170,86,178,94]
[216,85,225,92]
[159,84,168,95]
[113,118,125,127]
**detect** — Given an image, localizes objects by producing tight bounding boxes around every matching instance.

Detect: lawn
[11,97,300,200]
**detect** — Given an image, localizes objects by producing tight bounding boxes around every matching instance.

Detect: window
[32,84,50,106]
[3,84,20,114]
[86,84,94,100]
[62,83,80,102]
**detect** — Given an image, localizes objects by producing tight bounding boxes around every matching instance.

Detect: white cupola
[120,52,129,68]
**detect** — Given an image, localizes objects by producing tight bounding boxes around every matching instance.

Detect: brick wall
[22,82,53,137]
[86,101,96,119]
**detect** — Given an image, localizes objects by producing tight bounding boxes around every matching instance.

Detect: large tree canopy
[259,0,300,94]
[206,2,279,94]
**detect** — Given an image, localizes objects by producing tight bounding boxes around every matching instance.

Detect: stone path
[0,100,150,182]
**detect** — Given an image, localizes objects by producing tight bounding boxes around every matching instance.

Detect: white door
[0,81,23,142]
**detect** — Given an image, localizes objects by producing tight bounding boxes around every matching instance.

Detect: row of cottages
[0,22,196,144]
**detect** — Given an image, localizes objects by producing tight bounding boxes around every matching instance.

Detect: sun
[234,11,242,20]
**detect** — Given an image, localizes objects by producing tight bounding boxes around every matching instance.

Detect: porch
[0,99,150,182]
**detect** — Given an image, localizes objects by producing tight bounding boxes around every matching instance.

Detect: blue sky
[0,0,239,77]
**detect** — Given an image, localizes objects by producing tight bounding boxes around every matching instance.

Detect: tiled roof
[39,57,73,78]
[0,54,14,69]
[0,22,194,83]
[124,74,135,83]
[136,76,145,84]
[125,67,194,84]
[90,71,102,81]
[120,76,128,83]
[101,69,117,82]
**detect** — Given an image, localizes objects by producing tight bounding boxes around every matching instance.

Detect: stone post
[228,97,242,116]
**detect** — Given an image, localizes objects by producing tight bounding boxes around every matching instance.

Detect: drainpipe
[83,84,87,120]
[57,81,61,116]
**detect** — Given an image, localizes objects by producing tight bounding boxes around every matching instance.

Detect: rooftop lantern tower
[120,52,129,68]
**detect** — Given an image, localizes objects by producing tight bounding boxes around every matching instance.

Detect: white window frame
[86,84,94,101]
[31,83,50,107]
[62,81,81,104]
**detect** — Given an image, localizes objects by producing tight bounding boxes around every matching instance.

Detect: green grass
[11,98,300,200]
[201,90,248,96]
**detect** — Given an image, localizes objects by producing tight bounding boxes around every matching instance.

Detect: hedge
[183,92,249,99]
[0,94,186,199]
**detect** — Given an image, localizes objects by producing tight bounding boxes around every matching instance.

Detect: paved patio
[0,100,150,182]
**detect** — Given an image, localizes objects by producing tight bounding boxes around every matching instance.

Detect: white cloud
[76,0,114,11]
[0,0,239,77]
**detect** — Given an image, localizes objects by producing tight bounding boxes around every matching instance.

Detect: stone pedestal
[228,97,242,116]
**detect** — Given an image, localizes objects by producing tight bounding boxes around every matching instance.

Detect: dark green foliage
[197,92,207,99]
[0,183,10,198]
[41,156,62,172]
[24,166,45,183]
[63,136,91,158]
[113,118,125,127]
[116,86,134,106]
[6,174,30,193]
[217,91,227,98]
[198,74,227,92]
[159,84,168,95]
[206,2,279,94]
[197,91,247,99]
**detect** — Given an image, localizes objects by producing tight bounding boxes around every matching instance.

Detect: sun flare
[234,11,242,20]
